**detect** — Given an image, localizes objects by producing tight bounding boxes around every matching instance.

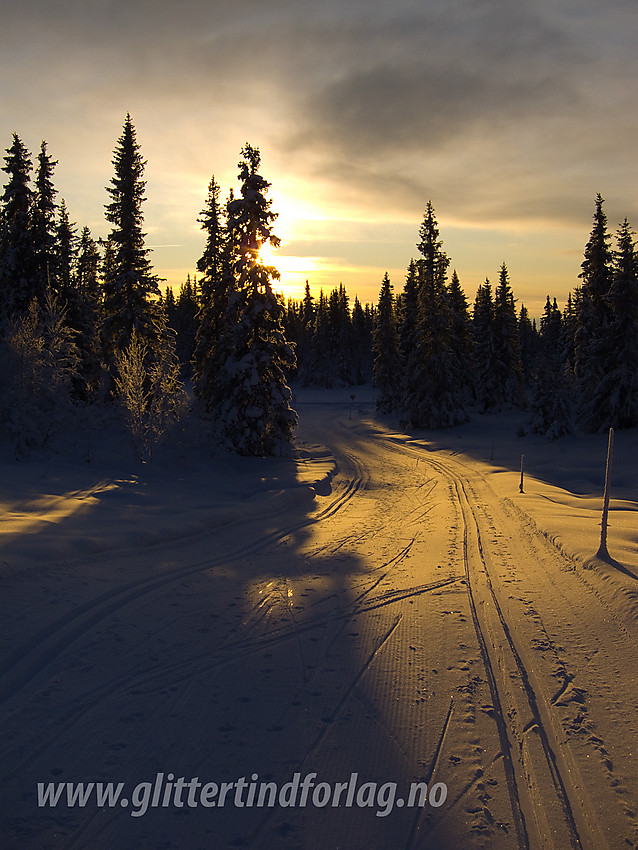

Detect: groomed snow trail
[1,396,637,849]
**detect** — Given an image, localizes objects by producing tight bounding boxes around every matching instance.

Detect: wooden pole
[596,427,614,560]
[519,454,525,494]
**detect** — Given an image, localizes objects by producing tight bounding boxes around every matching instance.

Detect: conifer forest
[1,114,637,459]
[3,115,638,850]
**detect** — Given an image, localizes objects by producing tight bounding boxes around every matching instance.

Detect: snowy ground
[1,387,637,849]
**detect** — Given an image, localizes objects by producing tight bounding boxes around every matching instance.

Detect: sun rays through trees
[1,118,637,456]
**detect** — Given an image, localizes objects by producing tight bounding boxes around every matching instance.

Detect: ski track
[377,428,637,849]
[3,404,638,849]
[0,454,366,709]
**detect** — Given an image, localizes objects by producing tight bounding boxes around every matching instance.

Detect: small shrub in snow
[0,296,80,454]
[114,329,188,461]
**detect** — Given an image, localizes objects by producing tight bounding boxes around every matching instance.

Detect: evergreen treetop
[0,133,36,320]
[32,141,58,300]
[102,114,162,358]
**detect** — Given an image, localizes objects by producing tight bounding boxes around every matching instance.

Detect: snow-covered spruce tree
[404,201,467,428]
[32,141,58,302]
[364,302,377,366]
[309,289,333,386]
[448,268,474,402]
[192,175,228,404]
[561,290,579,384]
[54,200,101,398]
[518,304,539,393]
[286,296,303,358]
[211,144,297,456]
[76,226,101,296]
[589,218,638,430]
[172,275,199,370]
[0,134,36,323]
[373,272,403,412]
[61,224,103,401]
[101,115,185,445]
[55,199,77,296]
[531,296,571,439]
[163,285,176,325]
[101,114,164,365]
[296,280,315,384]
[493,262,525,408]
[398,258,419,383]
[472,279,499,412]
[574,194,614,431]
[351,295,372,384]
[328,284,353,385]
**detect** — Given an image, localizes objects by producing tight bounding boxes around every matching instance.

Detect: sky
[2,0,637,317]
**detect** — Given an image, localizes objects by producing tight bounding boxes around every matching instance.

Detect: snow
[1,387,637,848]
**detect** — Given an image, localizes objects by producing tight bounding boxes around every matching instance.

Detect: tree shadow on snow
[0,445,461,850]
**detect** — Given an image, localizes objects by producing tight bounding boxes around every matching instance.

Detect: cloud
[2,0,637,303]
[239,1,635,231]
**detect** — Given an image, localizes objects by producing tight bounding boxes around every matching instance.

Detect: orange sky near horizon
[3,1,637,322]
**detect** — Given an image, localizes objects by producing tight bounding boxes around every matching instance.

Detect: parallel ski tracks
[2,421,608,848]
[380,435,605,850]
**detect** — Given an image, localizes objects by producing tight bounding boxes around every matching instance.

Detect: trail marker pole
[596,427,614,560]
[519,454,525,493]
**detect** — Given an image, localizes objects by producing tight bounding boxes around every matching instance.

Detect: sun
[258,239,278,267]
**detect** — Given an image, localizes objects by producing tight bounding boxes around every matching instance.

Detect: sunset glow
[2,1,637,318]
[2,7,638,849]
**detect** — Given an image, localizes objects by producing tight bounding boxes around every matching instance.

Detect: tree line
[369,197,638,437]
[1,115,636,460]
[0,116,296,457]
[166,194,638,440]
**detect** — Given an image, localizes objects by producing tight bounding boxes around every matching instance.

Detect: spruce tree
[448,269,474,401]
[301,280,315,329]
[531,296,571,438]
[404,202,466,428]
[76,226,101,296]
[213,144,297,455]
[53,204,99,401]
[101,114,162,362]
[0,134,36,322]
[55,199,77,296]
[164,285,177,326]
[575,194,614,430]
[472,279,498,411]
[69,226,103,400]
[518,304,539,392]
[173,275,199,369]
[328,284,353,385]
[351,295,372,383]
[398,259,419,366]
[32,141,58,302]
[562,289,580,383]
[297,280,315,383]
[493,262,525,408]
[373,272,402,412]
[590,219,638,429]
[397,258,418,401]
[192,175,229,404]
[310,289,332,386]
[284,296,302,380]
